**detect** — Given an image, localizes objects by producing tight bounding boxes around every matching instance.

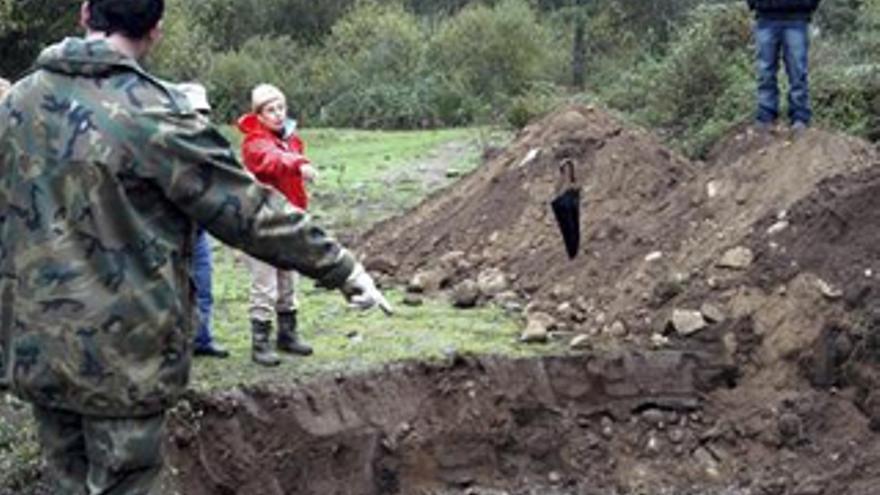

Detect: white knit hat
[251,83,285,112]
[177,82,211,113]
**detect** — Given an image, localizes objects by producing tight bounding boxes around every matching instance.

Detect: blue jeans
[754,19,811,125]
[192,228,215,349]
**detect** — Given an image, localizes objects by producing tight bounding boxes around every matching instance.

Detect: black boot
[251,319,281,366]
[277,311,313,356]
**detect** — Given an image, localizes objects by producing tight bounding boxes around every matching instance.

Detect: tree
[0,0,79,79]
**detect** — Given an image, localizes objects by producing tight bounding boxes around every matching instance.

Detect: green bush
[285,1,435,128]
[149,0,212,82]
[141,0,880,143]
[816,0,863,36]
[186,0,356,51]
[427,0,556,104]
[597,3,754,157]
[0,0,78,78]
[504,82,565,129]
[327,0,424,82]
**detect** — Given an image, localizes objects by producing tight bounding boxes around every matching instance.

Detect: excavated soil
[164,106,880,494]
[166,345,878,495]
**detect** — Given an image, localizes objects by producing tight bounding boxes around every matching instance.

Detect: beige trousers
[245,255,299,322]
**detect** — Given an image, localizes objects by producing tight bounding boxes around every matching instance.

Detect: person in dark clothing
[746,0,822,131]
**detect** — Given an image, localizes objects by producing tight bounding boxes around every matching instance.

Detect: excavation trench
[166,349,739,495]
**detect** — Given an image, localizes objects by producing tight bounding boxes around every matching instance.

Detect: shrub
[149,0,212,81]
[186,0,356,51]
[427,0,556,104]
[504,82,565,129]
[597,3,754,157]
[285,1,433,127]
[326,0,424,82]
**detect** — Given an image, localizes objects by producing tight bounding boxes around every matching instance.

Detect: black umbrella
[550,159,581,259]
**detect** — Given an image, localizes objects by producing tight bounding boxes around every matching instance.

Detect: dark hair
[86,0,165,39]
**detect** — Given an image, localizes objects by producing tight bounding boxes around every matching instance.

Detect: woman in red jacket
[238,83,317,366]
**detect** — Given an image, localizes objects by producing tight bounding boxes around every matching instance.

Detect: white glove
[341,263,393,315]
[301,164,318,182]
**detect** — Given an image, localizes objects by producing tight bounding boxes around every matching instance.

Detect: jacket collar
[36,37,145,77]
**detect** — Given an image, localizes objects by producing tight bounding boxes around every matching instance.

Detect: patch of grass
[0,396,41,495]
[193,125,556,391]
[192,244,551,391]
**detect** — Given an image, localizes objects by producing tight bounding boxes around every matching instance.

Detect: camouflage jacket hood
[37,36,143,77]
[0,38,355,416]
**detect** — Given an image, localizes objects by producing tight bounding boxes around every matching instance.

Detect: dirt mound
[346,105,880,492]
[361,106,700,327]
[359,106,877,338]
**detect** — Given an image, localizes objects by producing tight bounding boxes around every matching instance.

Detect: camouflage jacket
[0,38,355,417]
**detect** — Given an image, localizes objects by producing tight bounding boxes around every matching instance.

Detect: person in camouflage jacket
[0,1,390,493]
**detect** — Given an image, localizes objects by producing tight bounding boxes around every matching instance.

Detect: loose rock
[605,320,628,338]
[451,280,480,308]
[645,251,663,262]
[766,220,790,235]
[651,332,670,348]
[477,267,509,296]
[670,309,707,336]
[814,277,843,300]
[717,246,754,269]
[700,302,726,323]
[408,268,447,293]
[402,293,424,306]
[521,312,555,343]
[365,255,398,275]
[570,334,591,349]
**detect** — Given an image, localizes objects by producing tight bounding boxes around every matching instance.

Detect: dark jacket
[747,0,821,21]
[0,38,355,417]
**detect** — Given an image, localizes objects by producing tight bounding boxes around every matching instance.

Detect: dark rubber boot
[277,311,313,356]
[251,319,281,367]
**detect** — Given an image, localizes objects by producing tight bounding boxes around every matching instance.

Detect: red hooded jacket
[237,113,309,209]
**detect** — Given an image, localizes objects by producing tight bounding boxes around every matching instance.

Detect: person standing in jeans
[747,0,822,132]
[178,82,229,359]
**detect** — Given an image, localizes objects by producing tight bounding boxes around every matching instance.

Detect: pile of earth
[357,105,877,347]
[283,103,880,493]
